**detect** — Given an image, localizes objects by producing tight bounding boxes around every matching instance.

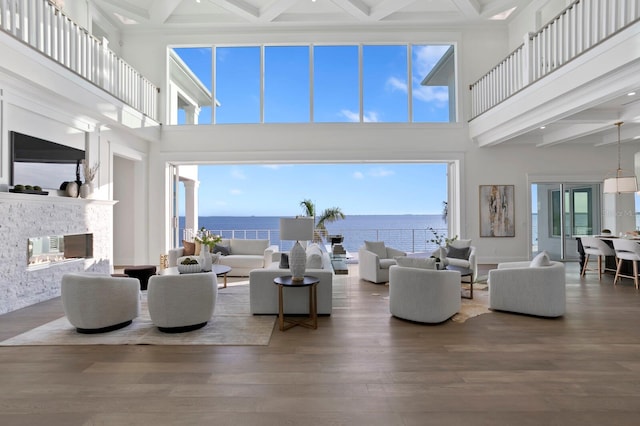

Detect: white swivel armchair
[389,265,461,323]
[433,239,478,281]
[488,255,565,317]
[358,241,406,283]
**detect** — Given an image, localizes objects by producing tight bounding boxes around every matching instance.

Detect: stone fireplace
[28,233,94,267]
[0,192,116,314]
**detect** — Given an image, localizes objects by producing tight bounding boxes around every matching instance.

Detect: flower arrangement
[82,160,100,184]
[428,227,458,247]
[195,226,222,248]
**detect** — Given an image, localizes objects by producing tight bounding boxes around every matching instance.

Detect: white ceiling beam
[370,0,415,21]
[330,0,370,21]
[451,0,481,18]
[537,123,610,147]
[259,0,298,23]
[150,0,182,24]
[101,0,150,21]
[207,0,259,22]
[594,124,640,146]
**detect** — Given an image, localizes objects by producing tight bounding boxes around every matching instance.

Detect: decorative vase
[289,241,306,281]
[200,247,213,272]
[65,181,79,198]
[79,182,93,199]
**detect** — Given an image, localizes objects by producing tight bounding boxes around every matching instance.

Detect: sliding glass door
[532,182,601,261]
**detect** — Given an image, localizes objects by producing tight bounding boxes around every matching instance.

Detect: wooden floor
[1,262,640,425]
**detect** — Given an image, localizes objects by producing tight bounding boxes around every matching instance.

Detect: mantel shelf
[0,191,118,206]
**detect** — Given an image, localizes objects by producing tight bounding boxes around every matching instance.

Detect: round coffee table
[161,264,232,288]
[273,275,319,331]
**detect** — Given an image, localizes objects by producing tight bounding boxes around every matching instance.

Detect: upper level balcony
[469,0,640,147]
[0,0,159,125]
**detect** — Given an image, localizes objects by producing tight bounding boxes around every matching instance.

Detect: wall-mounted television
[10,131,85,190]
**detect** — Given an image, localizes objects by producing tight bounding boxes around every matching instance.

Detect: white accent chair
[147,272,217,333]
[61,273,140,333]
[488,258,565,317]
[612,239,640,288]
[389,265,461,323]
[580,236,616,280]
[358,241,406,283]
[433,239,478,281]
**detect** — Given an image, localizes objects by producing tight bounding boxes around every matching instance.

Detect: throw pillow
[447,245,470,260]
[194,241,202,256]
[365,240,387,258]
[183,240,196,256]
[395,256,437,270]
[306,244,323,269]
[530,251,552,267]
[279,253,289,269]
[213,244,231,256]
[449,239,472,249]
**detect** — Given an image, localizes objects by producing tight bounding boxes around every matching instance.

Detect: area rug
[0,282,275,346]
[451,288,491,323]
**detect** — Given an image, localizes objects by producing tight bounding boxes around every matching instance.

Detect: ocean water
[180,215,448,253]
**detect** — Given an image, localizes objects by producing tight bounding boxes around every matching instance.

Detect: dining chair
[612,239,640,288]
[580,236,616,280]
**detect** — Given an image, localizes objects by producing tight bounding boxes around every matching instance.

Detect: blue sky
[173,45,451,216]
[191,163,448,216]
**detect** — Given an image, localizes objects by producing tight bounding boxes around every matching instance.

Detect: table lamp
[280,217,315,281]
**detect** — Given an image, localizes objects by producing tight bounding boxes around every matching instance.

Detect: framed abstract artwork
[479,185,515,237]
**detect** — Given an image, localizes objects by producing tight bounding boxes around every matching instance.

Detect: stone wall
[0,193,115,314]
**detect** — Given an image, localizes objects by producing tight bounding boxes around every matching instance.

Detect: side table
[273,275,319,331]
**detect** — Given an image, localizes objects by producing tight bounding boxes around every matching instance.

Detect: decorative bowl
[178,262,202,274]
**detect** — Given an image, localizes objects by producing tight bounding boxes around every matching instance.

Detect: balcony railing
[0,0,158,121]
[183,227,448,255]
[470,0,640,119]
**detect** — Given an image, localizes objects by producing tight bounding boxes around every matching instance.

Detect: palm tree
[299,199,345,242]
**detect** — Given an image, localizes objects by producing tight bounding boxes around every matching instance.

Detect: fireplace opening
[28,233,93,266]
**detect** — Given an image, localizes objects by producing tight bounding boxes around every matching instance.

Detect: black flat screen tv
[10,131,85,190]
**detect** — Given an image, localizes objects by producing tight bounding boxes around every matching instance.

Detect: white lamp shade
[280,217,314,241]
[603,176,638,194]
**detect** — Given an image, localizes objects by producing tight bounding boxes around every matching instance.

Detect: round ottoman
[123,265,157,290]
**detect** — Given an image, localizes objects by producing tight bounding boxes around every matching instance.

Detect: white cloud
[370,168,394,178]
[413,45,450,78]
[340,109,380,123]
[387,76,408,93]
[413,85,449,103]
[229,189,243,195]
[353,171,364,179]
[231,168,246,180]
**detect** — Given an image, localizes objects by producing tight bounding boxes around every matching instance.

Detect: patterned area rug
[0,282,275,346]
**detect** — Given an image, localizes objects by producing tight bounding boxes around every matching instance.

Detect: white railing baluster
[470,0,639,119]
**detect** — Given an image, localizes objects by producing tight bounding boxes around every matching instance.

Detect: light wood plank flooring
[1,262,640,425]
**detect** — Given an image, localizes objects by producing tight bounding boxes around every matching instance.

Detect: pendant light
[603,122,638,194]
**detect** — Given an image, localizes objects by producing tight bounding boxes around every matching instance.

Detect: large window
[215,47,261,124]
[264,46,310,123]
[168,43,455,125]
[313,45,359,122]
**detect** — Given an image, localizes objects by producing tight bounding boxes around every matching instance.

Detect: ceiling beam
[259,0,298,22]
[330,0,370,21]
[451,0,481,18]
[370,0,415,21]
[536,123,610,147]
[207,0,259,22]
[150,0,182,24]
[101,0,150,21]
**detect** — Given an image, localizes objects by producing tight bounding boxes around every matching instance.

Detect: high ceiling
[88,0,640,148]
[91,0,526,29]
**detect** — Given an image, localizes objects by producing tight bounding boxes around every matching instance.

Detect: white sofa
[61,272,140,333]
[147,272,217,333]
[389,265,461,323]
[249,246,334,315]
[488,259,566,317]
[169,238,278,277]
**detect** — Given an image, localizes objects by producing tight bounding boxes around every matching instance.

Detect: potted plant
[428,227,458,267]
[80,160,99,198]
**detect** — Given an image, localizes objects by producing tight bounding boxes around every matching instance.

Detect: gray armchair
[358,241,406,283]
